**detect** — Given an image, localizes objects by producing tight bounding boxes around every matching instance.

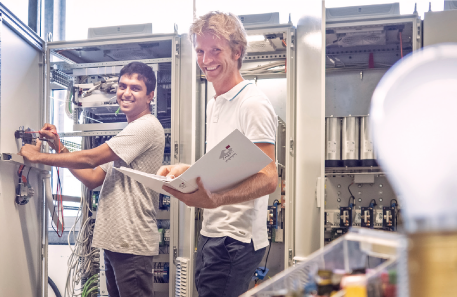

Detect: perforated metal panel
[175,257,190,297]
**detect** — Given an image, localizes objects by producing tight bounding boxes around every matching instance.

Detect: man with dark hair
[119,61,156,94]
[20,61,163,296]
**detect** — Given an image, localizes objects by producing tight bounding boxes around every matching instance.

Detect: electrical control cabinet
[321,7,420,245]
[193,22,296,291]
[46,31,190,297]
[0,5,48,297]
[243,25,296,279]
[424,9,457,46]
[0,3,194,295]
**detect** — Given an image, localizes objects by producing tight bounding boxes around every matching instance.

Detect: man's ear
[232,46,242,60]
[147,91,155,103]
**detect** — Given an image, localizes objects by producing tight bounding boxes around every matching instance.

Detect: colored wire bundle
[64,136,100,297]
[52,132,65,237]
[24,130,65,236]
[81,274,99,297]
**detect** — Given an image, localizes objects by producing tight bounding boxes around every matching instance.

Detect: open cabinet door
[176,33,202,297]
[294,1,326,261]
[0,4,46,297]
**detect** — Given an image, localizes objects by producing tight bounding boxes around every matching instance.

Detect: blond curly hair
[189,11,248,69]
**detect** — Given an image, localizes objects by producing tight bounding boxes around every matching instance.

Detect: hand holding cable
[39,123,64,152]
[38,123,65,237]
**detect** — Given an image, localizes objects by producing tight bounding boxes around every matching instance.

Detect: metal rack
[45,32,183,297]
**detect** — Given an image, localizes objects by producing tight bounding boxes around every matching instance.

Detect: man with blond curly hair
[157,11,278,296]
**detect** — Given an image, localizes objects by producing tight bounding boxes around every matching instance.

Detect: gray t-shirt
[92,114,165,256]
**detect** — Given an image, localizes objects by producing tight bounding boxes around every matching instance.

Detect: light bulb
[370,44,457,296]
[370,44,457,233]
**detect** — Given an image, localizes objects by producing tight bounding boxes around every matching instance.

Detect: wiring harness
[241,61,286,76]
[64,137,99,297]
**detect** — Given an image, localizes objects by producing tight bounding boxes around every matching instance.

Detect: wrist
[52,142,67,153]
[59,145,69,153]
[212,192,224,207]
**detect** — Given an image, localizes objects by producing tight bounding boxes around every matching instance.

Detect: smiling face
[117,73,154,122]
[194,33,243,95]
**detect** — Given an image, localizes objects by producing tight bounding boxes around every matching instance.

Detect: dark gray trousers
[104,249,154,297]
[195,235,266,297]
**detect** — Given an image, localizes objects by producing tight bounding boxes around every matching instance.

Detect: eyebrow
[119,82,143,89]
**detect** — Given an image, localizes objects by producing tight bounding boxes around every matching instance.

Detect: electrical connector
[252,267,269,281]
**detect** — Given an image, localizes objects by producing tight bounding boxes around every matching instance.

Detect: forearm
[214,171,277,206]
[34,149,97,169]
[59,147,104,189]
[68,168,99,189]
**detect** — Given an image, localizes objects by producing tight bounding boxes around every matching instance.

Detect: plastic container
[242,228,406,297]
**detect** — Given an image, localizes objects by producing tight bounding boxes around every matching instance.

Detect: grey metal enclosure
[0,4,47,297]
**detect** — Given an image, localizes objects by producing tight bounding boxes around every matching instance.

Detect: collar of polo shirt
[216,81,252,101]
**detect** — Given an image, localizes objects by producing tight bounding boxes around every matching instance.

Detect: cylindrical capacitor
[360,116,378,167]
[325,117,342,167]
[342,116,360,167]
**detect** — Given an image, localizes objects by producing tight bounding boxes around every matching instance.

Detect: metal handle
[315,177,322,208]
[174,142,179,160]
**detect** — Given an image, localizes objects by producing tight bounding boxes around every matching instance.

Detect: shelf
[50,81,67,90]
[325,166,384,176]
[243,73,287,80]
[244,53,287,61]
[200,72,286,81]
[50,39,173,64]
[73,122,128,132]
[153,254,170,262]
[326,166,381,171]
[1,153,51,172]
[76,104,122,115]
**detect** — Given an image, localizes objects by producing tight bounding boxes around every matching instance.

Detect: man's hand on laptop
[156,163,191,179]
[162,177,219,209]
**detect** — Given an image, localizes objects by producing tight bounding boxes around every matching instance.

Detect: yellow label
[345,286,367,297]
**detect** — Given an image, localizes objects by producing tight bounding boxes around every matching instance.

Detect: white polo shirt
[201,80,277,251]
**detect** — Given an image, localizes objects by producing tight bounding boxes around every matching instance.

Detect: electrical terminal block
[164,229,170,243]
[339,207,353,228]
[374,209,384,228]
[267,201,280,229]
[158,228,164,246]
[159,194,171,210]
[383,206,396,231]
[352,209,361,227]
[361,207,374,228]
[15,127,37,146]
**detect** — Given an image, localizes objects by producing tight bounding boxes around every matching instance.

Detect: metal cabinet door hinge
[173,246,178,265]
[289,138,294,155]
[174,141,179,159]
[288,249,293,260]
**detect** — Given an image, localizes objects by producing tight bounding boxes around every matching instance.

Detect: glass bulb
[370,44,457,233]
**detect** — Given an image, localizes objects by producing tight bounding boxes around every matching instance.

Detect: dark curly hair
[118,62,156,94]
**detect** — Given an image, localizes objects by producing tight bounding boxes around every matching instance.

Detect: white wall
[1,0,28,24]
[48,245,74,297]
[195,0,444,20]
[65,0,193,40]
